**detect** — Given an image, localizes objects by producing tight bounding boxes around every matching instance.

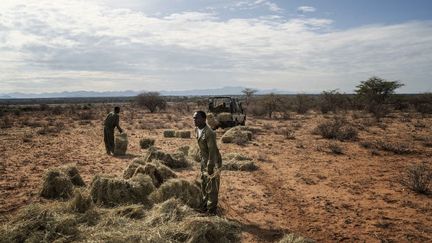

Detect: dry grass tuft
[221,126,253,145]
[114,133,128,156]
[149,179,202,209]
[223,153,258,171]
[139,137,155,149]
[40,169,74,199]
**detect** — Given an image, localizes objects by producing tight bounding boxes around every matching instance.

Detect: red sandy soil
[1,104,431,242]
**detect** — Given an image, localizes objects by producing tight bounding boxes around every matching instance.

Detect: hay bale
[114,133,128,155]
[178,216,242,243]
[90,174,155,207]
[0,204,79,242]
[123,157,147,179]
[145,198,197,226]
[188,144,201,163]
[223,160,258,171]
[221,126,253,144]
[150,179,201,209]
[175,130,191,138]
[133,163,164,187]
[40,169,74,199]
[146,149,189,169]
[278,233,315,243]
[150,160,178,181]
[139,138,155,149]
[163,130,175,138]
[69,189,92,213]
[177,145,190,156]
[113,204,146,219]
[61,164,85,187]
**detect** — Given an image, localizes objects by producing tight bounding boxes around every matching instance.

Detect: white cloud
[0,0,431,93]
[297,6,316,14]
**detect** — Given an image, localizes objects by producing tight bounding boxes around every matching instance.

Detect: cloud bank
[0,0,431,93]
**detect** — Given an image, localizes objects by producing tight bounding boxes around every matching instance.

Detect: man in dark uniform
[104,106,123,155]
[193,110,222,215]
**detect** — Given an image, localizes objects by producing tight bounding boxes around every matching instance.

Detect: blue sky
[0,0,431,93]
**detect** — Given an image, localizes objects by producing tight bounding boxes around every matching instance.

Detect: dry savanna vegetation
[1,78,432,242]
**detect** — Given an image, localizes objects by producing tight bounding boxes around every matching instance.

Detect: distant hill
[0,87,293,99]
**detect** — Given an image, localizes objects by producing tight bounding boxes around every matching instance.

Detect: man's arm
[114,115,123,133]
[206,130,219,175]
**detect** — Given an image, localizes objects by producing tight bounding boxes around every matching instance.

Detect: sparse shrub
[136,92,167,113]
[320,89,348,114]
[401,163,432,194]
[328,142,343,155]
[294,94,313,114]
[0,115,13,128]
[262,93,281,118]
[140,138,155,149]
[314,118,358,141]
[412,93,432,115]
[376,141,416,155]
[282,128,295,140]
[78,111,96,120]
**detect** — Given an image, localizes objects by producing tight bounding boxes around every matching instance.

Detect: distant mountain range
[0,87,294,99]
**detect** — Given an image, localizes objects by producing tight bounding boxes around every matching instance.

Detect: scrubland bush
[136,92,167,113]
[314,118,358,141]
[401,163,432,194]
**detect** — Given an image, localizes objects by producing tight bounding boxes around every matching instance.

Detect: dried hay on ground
[114,133,128,155]
[221,126,253,144]
[123,157,147,179]
[222,153,258,171]
[188,144,201,162]
[113,204,146,219]
[177,145,190,156]
[40,169,74,199]
[90,174,155,207]
[133,163,164,187]
[69,189,92,213]
[176,130,191,138]
[0,203,79,243]
[207,113,219,129]
[139,137,155,149]
[146,149,189,169]
[144,198,196,226]
[150,179,202,209]
[61,164,86,187]
[278,233,315,243]
[217,112,233,122]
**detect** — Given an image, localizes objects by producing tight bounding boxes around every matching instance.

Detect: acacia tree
[136,92,167,113]
[262,93,280,118]
[242,88,257,109]
[355,76,404,119]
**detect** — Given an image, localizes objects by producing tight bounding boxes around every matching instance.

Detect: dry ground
[1,103,431,242]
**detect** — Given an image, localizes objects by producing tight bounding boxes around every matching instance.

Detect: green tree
[136,92,167,113]
[355,76,404,119]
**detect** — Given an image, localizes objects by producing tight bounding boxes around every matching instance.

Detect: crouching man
[193,111,222,215]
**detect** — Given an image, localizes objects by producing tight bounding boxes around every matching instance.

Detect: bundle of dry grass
[221,126,253,144]
[139,137,155,149]
[146,149,189,169]
[207,113,219,129]
[217,112,233,122]
[222,153,258,171]
[123,157,147,179]
[150,179,201,209]
[188,144,201,162]
[133,163,164,187]
[40,169,74,199]
[69,189,92,213]
[61,164,85,187]
[90,174,155,207]
[150,160,178,181]
[0,203,79,243]
[177,216,241,243]
[175,130,191,138]
[163,130,176,138]
[113,204,146,219]
[144,198,196,226]
[278,233,315,243]
[177,145,190,156]
[114,133,128,155]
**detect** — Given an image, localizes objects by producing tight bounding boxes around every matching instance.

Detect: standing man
[104,106,123,155]
[193,110,222,215]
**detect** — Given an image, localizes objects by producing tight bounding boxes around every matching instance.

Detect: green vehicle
[207,96,246,129]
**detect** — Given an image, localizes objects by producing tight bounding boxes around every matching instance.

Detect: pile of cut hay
[177,145,190,156]
[69,189,93,213]
[113,204,146,219]
[188,144,201,163]
[139,137,155,149]
[146,149,189,169]
[222,153,258,171]
[176,130,191,138]
[61,164,86,187]
[40,169,73,199]
[123,157,147,179]
[90,174,155,207]
[163,130,176,138]
[123,158,177,182]
[133,163,164,187]
[278,233,315,243]
[150,179,202,209]
[114,133,128,155]
[217,112,233,122]
[221,126,253,144]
